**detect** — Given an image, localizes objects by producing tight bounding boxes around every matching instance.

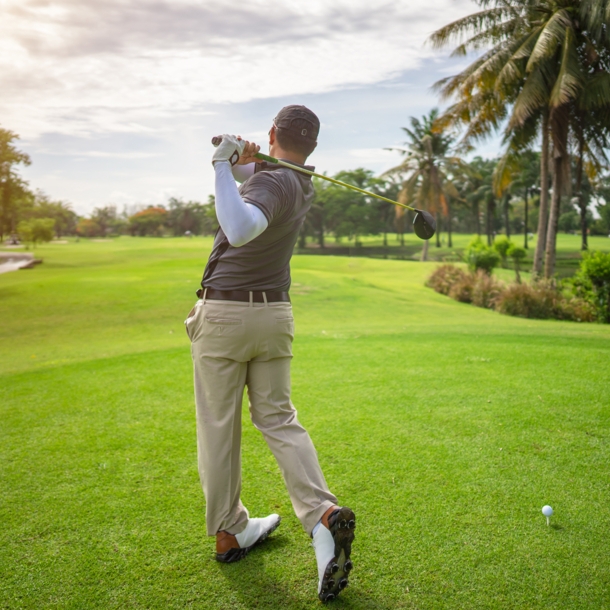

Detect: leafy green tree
[201,195,219,236]
[306,177,329,248]
[76,218,102,238]
[30,195,78,238]
[128,206,168,237]
[314,169,385,247]
[89,206,120,237]
[17,218,55,249]
[0,128,32,241]
[166,197,217,236]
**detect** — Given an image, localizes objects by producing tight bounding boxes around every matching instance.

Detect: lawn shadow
[217,535,395,610]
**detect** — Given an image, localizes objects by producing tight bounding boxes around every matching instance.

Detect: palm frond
[526,9,571,71]
[449,17,522,56]
[429,8,513,50]
[510,64,550,126]
[549,27,583,107]
[580,72,610,111]
[495,28,542,90]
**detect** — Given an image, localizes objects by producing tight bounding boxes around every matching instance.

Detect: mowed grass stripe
[1,237,609,609]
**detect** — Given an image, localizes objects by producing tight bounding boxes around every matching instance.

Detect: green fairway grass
[297,232,610,278]
[1,237,609,609]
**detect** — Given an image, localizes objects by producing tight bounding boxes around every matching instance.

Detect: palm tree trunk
[544,154,562,278]
[486,199,493,246]
[435,212,441,247]
[576,136,588,251]
[533,111,550,278]
[420,239,429,262]
[579,199,588,251]
[447,200,453,248]
[544,109,569,279]
[503,192,510,239]
[523,188,529,249]
[474,201,481,235]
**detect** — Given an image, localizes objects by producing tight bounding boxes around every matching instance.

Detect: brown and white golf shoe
[215,514,281,563]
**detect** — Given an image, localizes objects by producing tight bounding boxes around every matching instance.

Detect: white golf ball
[542,505,553,517]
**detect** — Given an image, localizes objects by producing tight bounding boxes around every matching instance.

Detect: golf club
[211,136,436,240]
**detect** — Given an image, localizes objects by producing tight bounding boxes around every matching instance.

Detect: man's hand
[237,139,262,165]
[212,134,246,166]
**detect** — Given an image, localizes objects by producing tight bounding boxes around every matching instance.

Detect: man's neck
[269,145,306,165]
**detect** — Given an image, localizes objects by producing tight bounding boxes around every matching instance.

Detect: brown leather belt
[197,287,290,303]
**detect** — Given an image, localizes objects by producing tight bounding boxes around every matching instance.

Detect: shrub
[495,282,560,319]
[426,263,597,323]
[471,271,504,309]
[426,264,468,296]
[493,236,512,266]
[495,281,594,322]
[576,251,610,323]
[448,273,475,303]
[507,244,527,283]
[464,237,500,274]
[560,298,597,323]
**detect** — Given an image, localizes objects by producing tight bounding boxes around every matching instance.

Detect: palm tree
[430,0,610,277]
[494,149,541,248]
[461,157,498,245]
[385,109,462,260]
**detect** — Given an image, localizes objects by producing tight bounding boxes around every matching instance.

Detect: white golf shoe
[215,514,281,563]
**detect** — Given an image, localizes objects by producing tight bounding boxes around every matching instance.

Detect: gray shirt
[201,161,314,292]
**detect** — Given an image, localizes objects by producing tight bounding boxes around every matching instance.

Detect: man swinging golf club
[185,105,356,602]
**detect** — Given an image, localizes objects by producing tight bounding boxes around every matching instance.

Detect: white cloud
[1,0,473,138]
[348,147,403,164]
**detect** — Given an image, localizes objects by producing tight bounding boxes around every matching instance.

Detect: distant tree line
[73,197,219,238]
[2,104,610,257]
[0,127,220,244]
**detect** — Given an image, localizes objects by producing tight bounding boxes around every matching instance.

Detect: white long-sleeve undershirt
[231,163,256,184]
[214,161,268,247]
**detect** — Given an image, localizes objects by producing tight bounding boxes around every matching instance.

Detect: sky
[1,0,500,216]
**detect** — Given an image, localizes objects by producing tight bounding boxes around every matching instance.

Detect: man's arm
[214,161,268,247]
[231,163,255,184]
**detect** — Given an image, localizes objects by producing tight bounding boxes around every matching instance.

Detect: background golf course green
[1,237,609,609]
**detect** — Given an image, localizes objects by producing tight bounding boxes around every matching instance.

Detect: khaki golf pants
[185,295,337,537]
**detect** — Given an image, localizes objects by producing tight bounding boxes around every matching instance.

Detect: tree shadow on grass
[217,535,395,610]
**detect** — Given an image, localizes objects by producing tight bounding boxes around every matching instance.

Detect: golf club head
[413,209,436,240]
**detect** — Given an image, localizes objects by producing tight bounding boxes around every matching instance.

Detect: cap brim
[413,209,436,240]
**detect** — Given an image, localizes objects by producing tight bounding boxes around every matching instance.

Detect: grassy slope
[1,237,609,609]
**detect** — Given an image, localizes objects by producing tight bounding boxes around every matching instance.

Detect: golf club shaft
[211,137,414,212]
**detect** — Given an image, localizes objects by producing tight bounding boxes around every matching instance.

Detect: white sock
[312,521,335,593]
[312,520,322,537]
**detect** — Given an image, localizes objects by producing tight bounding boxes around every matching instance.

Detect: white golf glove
[212,134,245,166]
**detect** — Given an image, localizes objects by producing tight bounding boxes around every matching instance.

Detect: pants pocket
[184,303,200,341]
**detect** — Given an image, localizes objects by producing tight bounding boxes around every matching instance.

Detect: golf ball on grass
[542,505,553,525]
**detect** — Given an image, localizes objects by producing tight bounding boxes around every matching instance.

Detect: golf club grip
[211,136,223,147]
